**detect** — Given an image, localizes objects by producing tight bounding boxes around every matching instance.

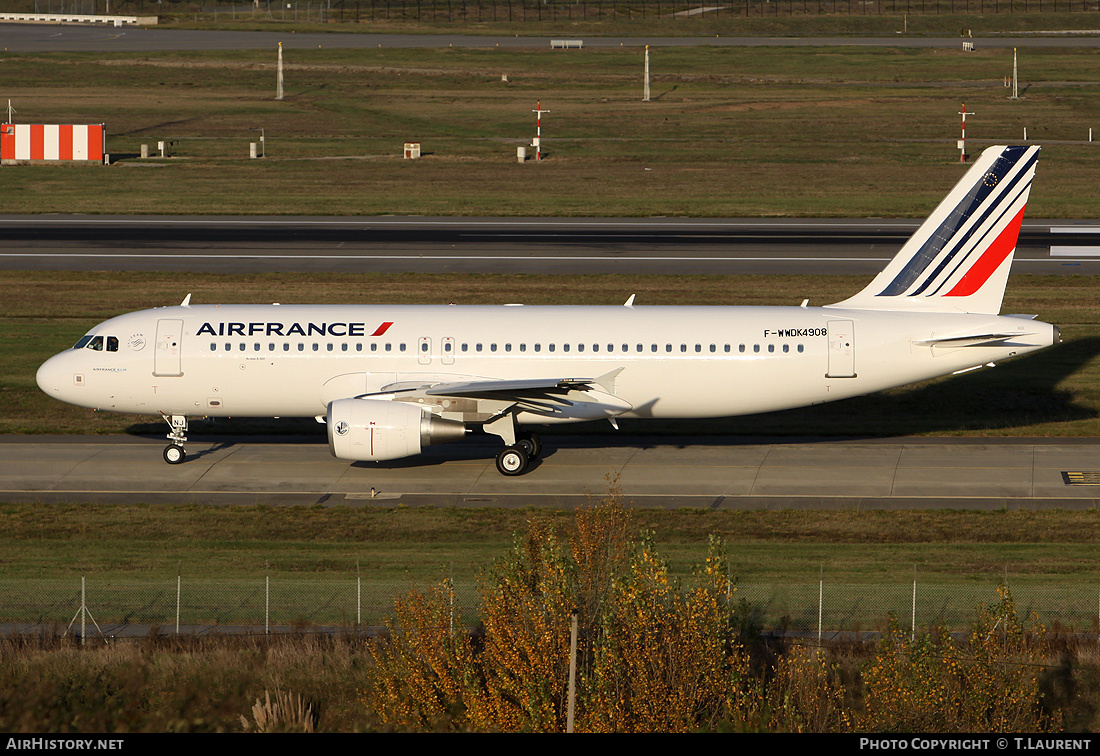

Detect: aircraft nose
[36,353,65,397]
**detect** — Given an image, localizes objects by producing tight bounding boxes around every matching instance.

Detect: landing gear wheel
[163,444,186,465]
[495,446,529,476]
[516,432,542,460]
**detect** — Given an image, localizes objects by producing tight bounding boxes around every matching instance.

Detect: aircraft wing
[424,376,605,398]
[370,368,630,419]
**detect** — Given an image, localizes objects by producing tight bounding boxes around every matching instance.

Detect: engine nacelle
[326,398,466,462]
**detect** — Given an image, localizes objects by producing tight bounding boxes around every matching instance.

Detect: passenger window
[355,344,362,352]
[209,343,216,352]
[798,344,804,353]
[768,344,775,353]
[298,343,305,352]
[753,345,760,353]
[284,343,290,352]
[534,344,541,352]
[254,343,261,351]
[327,343,333,352]
[312,343,319,352]
[739,344,746,353]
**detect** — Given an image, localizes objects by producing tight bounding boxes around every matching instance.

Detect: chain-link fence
[2,574,1097,639]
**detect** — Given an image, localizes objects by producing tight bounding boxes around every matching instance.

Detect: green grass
[2,45,1100,215]
[2,503,1100,631]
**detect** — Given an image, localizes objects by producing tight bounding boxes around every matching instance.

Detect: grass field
[1,44,1100,215]
[4,31,1100,634]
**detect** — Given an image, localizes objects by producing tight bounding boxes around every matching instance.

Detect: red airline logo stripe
[370,322,394,337]
[945,206,1026,298]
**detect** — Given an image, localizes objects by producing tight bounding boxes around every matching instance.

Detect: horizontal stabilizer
[913,333,1024,348]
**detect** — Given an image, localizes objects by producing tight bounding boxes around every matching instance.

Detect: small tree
[862,585,1059,733]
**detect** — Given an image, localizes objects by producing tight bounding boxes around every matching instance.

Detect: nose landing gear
[162,414,188,465]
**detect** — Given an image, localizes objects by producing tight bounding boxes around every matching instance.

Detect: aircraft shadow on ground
[124,337,1100,454]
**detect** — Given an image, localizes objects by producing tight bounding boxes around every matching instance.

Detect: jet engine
[326,398,466,462]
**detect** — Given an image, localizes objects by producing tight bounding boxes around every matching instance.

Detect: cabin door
[826,320,856,378]
[153,319,184,377]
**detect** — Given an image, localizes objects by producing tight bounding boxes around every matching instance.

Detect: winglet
[624,294,636,308]
[180,293,192,307]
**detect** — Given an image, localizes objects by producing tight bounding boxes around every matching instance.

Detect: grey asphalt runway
[4,215,1100,275]
[4,23,1100,52]
[5,434,1100,509]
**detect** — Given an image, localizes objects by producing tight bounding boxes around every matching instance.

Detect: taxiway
[4,435,1100,509]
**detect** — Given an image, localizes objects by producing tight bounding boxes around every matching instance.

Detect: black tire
[516,432,542,460]
[163,444,186,465]
[495,446,529,476]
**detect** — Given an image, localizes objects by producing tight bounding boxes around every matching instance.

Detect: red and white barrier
[1,124,105,164]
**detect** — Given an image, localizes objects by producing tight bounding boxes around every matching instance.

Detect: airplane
[36,145,1058,476]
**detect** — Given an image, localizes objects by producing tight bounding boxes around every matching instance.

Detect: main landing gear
[494,431,542,476]
[162,414,188,465]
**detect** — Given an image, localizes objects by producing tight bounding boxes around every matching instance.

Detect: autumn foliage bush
[365,490,853,732]
[365,490,1066,733]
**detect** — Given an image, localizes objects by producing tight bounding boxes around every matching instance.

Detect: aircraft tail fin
[828,145,1039,316]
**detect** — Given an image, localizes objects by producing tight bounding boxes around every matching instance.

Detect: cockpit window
[106,336,119,352]
[86,336,104,351]
[73,335,93,350]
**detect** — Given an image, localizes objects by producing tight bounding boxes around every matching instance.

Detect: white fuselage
[36,303,1058,424]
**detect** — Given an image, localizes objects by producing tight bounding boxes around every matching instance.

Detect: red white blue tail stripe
[830,145,1038,316]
